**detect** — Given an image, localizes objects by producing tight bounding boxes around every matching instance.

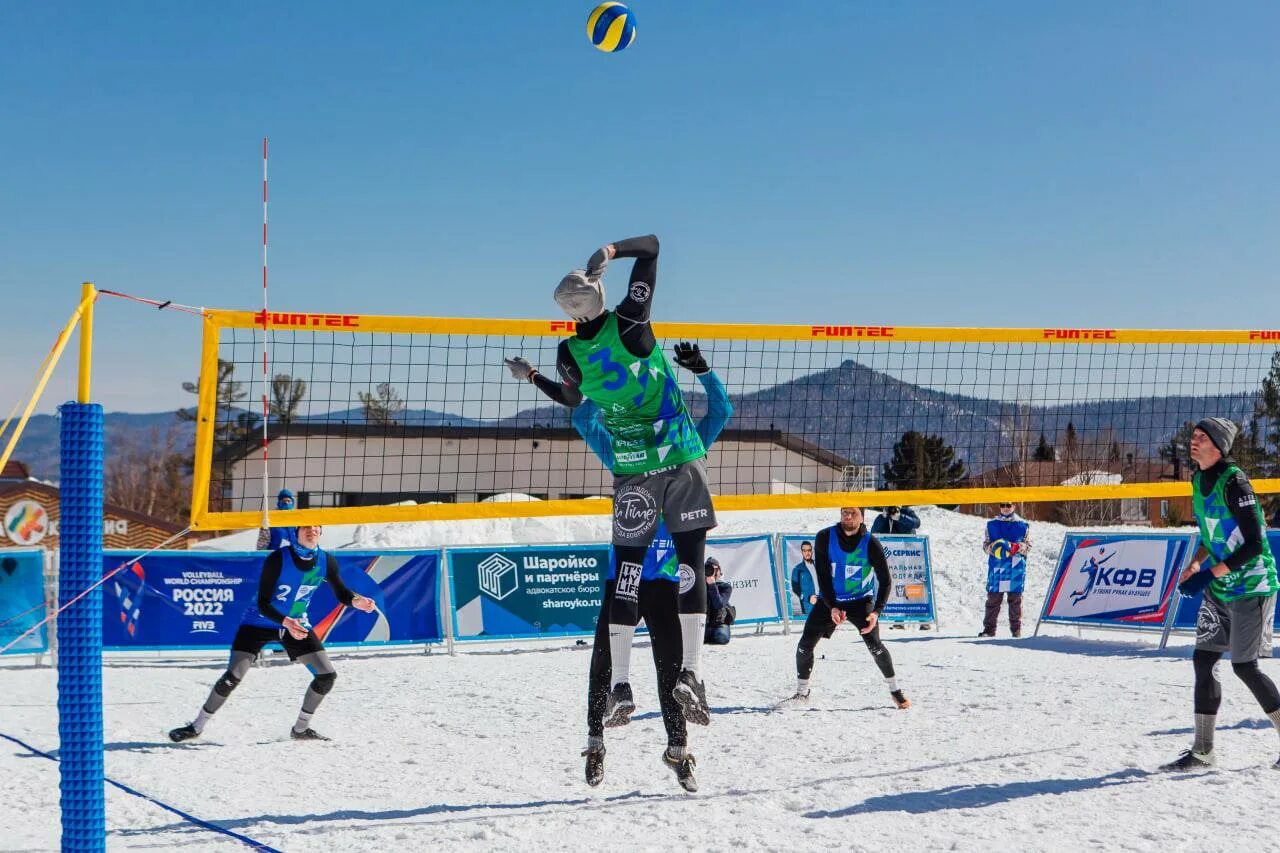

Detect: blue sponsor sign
[0,549,48,656]
[102,550,442,651]
[449,544,610,641]
[780,534,938,623]
[1037,532,1195,632]
[1169,531,1280,631]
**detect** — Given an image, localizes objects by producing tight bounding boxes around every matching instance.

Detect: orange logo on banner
[809,325,895,339]
[1249,330,1280,341]
[253,311,360,329]
[1041,328,1117,341]
[549,320,577,332]
[4,499,47,546]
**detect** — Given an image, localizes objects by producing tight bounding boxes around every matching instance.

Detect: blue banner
[1038,532,1194,631]
[780,534,938,623]
[1170,531,1280,631]
[0,549,47,656]
[449,544,610,640]
[102,550,442,650]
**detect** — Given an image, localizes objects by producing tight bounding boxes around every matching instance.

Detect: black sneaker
[662,749,698,793]
[977,630,995,638]
[582,746,606,787]
[673,670,710,726]
[891,689,911,710]
[1273,755,1280,771]
[168,724,199,743]
[290,728,330,741]
[604,683,635,728]
[1159,749,1214,771]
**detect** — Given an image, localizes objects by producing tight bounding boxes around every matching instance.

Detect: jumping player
[783,506,911,710]
[168,525,375,742]
[1162,418,1280,771]
[505,235,716,786]
[571,341,731,791]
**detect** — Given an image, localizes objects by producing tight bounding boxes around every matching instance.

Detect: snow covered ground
[4,508,1278,852]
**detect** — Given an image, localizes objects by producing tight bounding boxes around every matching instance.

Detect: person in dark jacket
[704,557,733,645]
[781,507,911,710]
[790,541,818,615]
[871,506,920,535]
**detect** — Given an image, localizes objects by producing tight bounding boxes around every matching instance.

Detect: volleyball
[989,539,1011,560]
[587,2,636,53]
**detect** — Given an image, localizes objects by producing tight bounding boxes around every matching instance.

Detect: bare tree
[358,383,406,425]
[105,425,191,524]
[270,374,307,426]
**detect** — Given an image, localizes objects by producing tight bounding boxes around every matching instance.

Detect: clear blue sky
[2,1,1278,414]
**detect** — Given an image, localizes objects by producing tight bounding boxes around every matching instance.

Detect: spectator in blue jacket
[790,541,818,615]
[703,557,734,645]
[255,489,298,550]
[979,501,1032,637]
[872,506,920,535]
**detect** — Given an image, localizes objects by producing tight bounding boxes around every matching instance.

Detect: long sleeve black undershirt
[532,235,661,408]
[1196,460,1265,571]
[813,524,892,613]
[255,549,356,625]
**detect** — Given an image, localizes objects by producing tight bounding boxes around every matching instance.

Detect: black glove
[1177,567,1215,597]
[673,341,709,375]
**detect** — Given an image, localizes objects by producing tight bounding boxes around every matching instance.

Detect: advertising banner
[0,549,48,656]
[449,544,610,641]
[102,550,442,650]
[704,535,782,624]
[780,534,937,623]
[1037,532,1195,630]
[1168,531,1280,632]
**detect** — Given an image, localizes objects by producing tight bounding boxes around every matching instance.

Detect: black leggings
[609,528,707,626]
[796,599,895,682]
[1193,648,1280,715]
[587,580,687,746]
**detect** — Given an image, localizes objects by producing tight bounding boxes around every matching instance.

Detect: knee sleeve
[673,530,707,614]
[311,671,337,696]
[213,671,242,698]
[1232,660,1280,713]
[1193,649,1223,715]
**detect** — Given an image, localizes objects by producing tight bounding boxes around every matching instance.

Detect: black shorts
[803,597,876,639]
[231,623,324,661]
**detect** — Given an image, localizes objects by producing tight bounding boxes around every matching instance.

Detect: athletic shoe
[168,724,199,743]
[920,623,932,631]
[889,623,905,630]
[604,683,635,728]
[777,689,811,708]
[891,689,911,710]
[1159,749,1214,771]
[673,670,711,726]
[582,746,605,787]
[1273,755,1280,771]
[662,749,698,793]
[290,728,330,741]
[977,630,995,638]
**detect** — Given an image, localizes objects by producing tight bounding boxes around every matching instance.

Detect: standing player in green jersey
[1163,417,1280,771]
[505,236,715,770]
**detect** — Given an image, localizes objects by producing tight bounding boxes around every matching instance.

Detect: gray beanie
[1195,417,1238,456]
[553,270,605,322]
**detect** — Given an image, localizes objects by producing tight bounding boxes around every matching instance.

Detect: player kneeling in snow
[169,525,375,743]
[783,506,910,710]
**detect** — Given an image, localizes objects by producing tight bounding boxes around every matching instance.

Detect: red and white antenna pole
[260,137,271,528]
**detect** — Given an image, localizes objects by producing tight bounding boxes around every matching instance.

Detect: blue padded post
[58,401,105,850]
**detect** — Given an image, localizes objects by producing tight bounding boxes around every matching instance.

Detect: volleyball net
[189,308,1280,530]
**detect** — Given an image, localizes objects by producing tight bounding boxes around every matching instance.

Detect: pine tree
[1032,433,1055,462]
[881,431,967,491]
[270,374,307,426]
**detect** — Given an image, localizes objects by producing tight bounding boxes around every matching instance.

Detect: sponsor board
[0,549,48,655]
[1037,532,1195,631]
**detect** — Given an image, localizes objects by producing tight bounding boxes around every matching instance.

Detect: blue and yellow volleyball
[587,2,636,53]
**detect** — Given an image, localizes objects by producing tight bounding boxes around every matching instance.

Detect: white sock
[293,710,314,734]
[192,708,213,734]
[886,677,899,692]
[609,625,635,689]
[679,613,705,674]
[796,678,811,696]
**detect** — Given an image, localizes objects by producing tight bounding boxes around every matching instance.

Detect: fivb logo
[478,553,519,601]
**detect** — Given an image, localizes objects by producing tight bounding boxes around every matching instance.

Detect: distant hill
[9,411,196,483]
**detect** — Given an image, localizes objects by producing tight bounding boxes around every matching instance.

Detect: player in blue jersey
[168,525,375,742]
[575,341,731,791]
[783,506,911,710]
